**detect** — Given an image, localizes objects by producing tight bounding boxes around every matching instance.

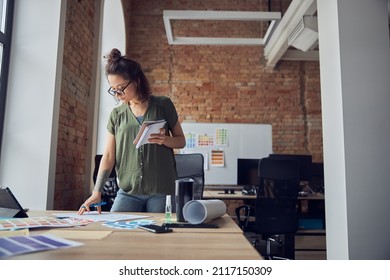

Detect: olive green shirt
[107,95,178,196]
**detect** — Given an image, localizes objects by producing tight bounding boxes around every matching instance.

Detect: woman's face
[107,74,138,104]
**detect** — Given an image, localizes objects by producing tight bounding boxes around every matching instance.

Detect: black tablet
[0,186,29,218]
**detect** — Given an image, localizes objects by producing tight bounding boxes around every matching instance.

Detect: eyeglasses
[107,81,132,96]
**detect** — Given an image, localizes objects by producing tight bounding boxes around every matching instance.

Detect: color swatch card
[184,132,196,148]
[198,134,214,146]
[215,128,229,146]
[0,234,83,258]
[103,219,155,230]
[211,149,225,167]
[0,216,92,231]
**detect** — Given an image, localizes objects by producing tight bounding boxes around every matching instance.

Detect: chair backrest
[93,155,118,211]
[174,153,205,199]
[259,157,300,199]
[309,162,324,193]
[254,157,300,234]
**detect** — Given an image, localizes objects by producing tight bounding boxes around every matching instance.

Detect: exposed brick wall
[122,0,323,162]
[55,0,96,210]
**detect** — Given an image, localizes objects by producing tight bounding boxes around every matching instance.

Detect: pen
[80,201,106,210]
[89,201,107,207]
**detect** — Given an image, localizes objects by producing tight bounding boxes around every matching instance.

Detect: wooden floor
[244,231,327,260]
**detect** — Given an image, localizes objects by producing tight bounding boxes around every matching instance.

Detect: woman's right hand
[78,191,103,215]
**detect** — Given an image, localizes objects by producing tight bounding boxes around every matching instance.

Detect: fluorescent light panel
[163,10,281,46]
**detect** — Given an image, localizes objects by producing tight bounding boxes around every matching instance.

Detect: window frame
[0,0,14,161]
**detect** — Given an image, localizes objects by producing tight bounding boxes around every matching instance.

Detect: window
[0,0,14,160]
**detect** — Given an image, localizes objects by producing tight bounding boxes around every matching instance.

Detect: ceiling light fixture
[287,15,318,51]
[163,10,281,46]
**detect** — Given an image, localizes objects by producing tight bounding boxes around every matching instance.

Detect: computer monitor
[237,158,260,186]
[268,154,313,182]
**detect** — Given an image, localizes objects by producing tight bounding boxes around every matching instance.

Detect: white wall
[181,123,272,184]
[0,0,67,210]
[318,0,390,259]
[0,0,125,209]
[96,0,126,154]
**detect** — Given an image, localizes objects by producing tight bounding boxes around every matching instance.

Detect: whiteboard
[180,122,273,185]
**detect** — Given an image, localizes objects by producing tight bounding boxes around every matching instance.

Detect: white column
[0,0,67,210]
[318,0,390,259]
[96,0,126,153]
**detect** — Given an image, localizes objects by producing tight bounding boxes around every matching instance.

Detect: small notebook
[133,119,166,149]
[0,186,29,218]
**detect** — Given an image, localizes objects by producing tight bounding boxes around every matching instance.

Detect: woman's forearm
[163,135,186,149]
[93,169,111,193]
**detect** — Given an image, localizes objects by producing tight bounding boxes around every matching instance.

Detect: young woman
[78,48,185,214]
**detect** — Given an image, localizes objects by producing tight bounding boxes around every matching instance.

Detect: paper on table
[133,119,166,149]
[182,199,226,224]
[0,228,29,237]
[103,219,155,230]
[54,212,149,222]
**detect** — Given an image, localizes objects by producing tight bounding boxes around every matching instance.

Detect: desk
[203,190,257,217]
[203,189,324,201]
[204,189,325,217]
[8,211,262,260]
[204,189,326,258]
[203,190,256,200]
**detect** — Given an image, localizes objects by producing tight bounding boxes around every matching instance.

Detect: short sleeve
[161,97,178,131]
[107,109,117,135]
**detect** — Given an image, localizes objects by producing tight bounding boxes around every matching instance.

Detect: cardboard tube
[182,199,226,224]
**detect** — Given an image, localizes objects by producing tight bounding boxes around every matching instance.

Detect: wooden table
[8,211,262,260]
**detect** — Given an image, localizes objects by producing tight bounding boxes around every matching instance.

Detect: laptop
[0,186,29,218]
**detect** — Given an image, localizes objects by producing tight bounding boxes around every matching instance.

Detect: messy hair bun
[105,48,122,64]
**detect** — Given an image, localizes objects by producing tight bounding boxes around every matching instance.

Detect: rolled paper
[182,199,226,224]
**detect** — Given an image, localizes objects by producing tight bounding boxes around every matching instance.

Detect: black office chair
[93,155,119,211]
[309,162,325,194]
[236,157,300,260]
[174,153,205,200]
